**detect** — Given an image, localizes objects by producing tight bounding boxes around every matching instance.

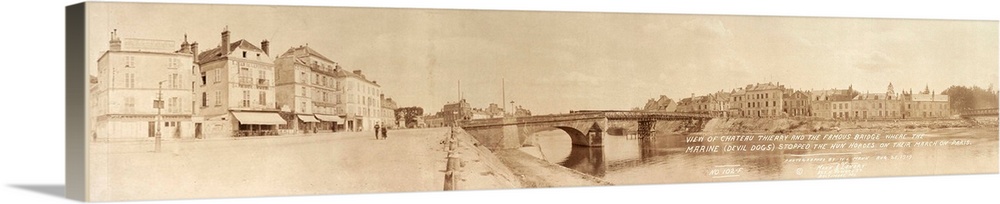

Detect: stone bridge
[460,110,712,150]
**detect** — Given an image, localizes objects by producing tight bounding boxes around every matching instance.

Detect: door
[195,123,202,139]
[148,121,156,137]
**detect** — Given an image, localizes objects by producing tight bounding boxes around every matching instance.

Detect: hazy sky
[87,2,998,115]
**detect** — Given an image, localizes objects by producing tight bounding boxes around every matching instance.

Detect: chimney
[109,29,122,51]
[221,26,230,56]
[353,70,362,75]
[261,39,270,56]
[179,34,192,53]
[191,42,199,63]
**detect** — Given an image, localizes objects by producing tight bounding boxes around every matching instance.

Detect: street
[88,127,479,201]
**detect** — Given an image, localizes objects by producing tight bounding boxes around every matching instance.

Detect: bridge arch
[528,126,591,147]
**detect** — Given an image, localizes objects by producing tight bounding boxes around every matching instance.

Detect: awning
[297,115,320,123]
[315,114,344,123]
[232,112,287,125]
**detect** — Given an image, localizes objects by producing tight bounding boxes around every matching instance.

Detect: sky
[86,2,998,115]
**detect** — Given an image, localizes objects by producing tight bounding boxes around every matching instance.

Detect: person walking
[381,126,388,140]
[374,123,381,140]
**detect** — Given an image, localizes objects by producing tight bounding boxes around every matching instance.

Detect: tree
[942,85,999,110]
[394,107,424,128]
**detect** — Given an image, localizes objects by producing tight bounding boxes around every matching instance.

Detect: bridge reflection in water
[521,128,998,185]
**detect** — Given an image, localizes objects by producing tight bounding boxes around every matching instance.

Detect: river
[518,127,998,185]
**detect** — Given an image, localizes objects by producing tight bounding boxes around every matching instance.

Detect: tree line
[942,85,999,110]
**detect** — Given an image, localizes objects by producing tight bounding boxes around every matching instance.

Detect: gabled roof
[280,45,335,64]
[197,39,265,64]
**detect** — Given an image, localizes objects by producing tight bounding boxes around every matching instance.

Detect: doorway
[195,123,203,139]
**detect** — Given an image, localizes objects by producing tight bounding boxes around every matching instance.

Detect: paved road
[88,128,461,201]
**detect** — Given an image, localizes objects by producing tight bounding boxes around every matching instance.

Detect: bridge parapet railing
[460,112,606,127]
[959,108,999,116]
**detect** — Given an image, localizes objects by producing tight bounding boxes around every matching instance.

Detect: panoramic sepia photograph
[84,2,998,201]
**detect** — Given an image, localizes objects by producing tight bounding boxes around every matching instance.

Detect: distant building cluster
[643,82,950,119]
[90,28,401,141]
[422,99,532,127]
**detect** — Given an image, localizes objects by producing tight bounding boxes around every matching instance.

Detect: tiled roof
[280,45,335,64]
[197,39,265,64]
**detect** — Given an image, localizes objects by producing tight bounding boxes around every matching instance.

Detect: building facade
[782,90,811,117]
[274,45,344,133]
[808,89,854,119]
[380,96,398,128]
[731,83,787,118]
[91,30,198,141]
[195,28,281,137]
[654,82,952,120]
[338,70,383,131]
[903,91,951,118]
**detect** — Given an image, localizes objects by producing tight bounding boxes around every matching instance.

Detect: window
[214,69,222,83]
[169,73,180,89]
[124,56,135,68]
[168,58,179,69]
[301,102,306,112]
[258,70,267,86]
[259,91,267,105]
[124,97,135,113]
[323,92,328,102]
[214,91,221,106]
[123,73,136,88]
[239,67,252,84]
[168,97,179,113]
[300,72,308,83]
[301,87,307,97]
[242,51,247,58]
[201,92,207,107]
[242,90,251,107]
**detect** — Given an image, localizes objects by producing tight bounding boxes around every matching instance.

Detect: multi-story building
[649,82,952,120]
[808,89,854,119]
[91,30,198,140]
[337,69,382,131]
[782,90,811,117]
[731,82,786,118]
[902,89,951,118]
[274,45,344,133]
[676,91,730,117]
[195,27,281,137]
[380,95,398,128]
[437,99,473,125]
[847,84,903,119]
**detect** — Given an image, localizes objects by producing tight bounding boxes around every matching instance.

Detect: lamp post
[154,80,167,152]
[510,101,515,116]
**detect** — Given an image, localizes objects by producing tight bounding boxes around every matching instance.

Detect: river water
[518,127,998,185]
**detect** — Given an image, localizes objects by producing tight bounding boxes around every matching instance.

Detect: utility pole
[502,78,506,116]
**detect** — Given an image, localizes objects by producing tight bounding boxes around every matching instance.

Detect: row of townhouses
[90,28,398,141]
[644,82,950,119]
[422,99,533,128]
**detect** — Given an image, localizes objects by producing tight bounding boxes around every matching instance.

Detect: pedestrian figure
[381,126,388,140]
[374,123,381,140]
